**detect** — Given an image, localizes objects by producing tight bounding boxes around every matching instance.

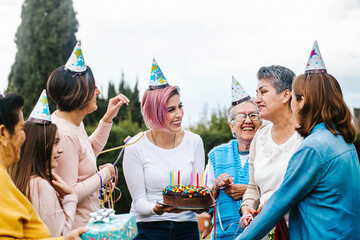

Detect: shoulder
[209,140,235,155]
[29,176,55,196]
[183,130,203,145]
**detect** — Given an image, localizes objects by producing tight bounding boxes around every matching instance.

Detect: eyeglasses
[233,113,260,122]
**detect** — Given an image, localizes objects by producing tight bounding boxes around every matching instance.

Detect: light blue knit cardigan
[208,139,250,239]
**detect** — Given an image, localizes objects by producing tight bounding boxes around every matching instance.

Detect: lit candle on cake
[204,171,208,186]
[201,171,204,187]
[171,169,174,186]
[179,170,182,186]
[169,169,171,186]
[196,170,199,188]
[191,171,193,186]
[178,170,180,186]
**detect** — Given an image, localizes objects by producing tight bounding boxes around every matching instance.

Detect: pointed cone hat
[232,76,250,106]
[148,58,169,90]
[305,40,327,74]
[65,41,87,73]
[28,89,51,124]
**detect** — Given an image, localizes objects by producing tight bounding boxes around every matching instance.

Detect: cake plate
[156,201,214,210]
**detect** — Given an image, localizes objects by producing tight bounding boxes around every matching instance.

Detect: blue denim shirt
[236,123,360,240]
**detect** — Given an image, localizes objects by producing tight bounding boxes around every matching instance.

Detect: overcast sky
[1,0,360,127]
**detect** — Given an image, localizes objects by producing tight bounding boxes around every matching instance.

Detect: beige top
[242,123,303,210]
[52,111,112,228]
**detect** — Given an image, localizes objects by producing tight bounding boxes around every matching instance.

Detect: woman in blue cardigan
[205,77,262,239]
[237,41,360,240]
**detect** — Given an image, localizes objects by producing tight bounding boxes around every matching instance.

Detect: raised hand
[102,94,130,123]
[51,172,74,198]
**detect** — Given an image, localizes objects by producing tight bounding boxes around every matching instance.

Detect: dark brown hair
[0,94,24,135]
[293,73,356,143]
[9,122,66,214]
[47,65,96,112]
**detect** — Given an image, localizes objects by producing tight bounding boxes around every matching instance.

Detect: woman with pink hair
[123,59,205,240]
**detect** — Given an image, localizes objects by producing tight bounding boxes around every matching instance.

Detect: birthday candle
[205,172,208,186]
[178,170,180,186]
[171,169,174,186]
[191,171,193,186]
[196,170,199,188]
[179,170,182,186]
[201,171,204,187]
[169,169,171,185]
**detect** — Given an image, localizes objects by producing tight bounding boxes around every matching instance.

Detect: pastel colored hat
[149,58,169,90]
[305,40,327,74]
[232,76,250,106]
[65,41,87,73]
[28,89,51,124]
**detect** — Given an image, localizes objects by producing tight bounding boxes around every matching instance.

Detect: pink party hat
[305,40,327,74]
[232,76,250,106]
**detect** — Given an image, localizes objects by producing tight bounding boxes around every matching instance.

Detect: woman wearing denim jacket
[236,41,360,240]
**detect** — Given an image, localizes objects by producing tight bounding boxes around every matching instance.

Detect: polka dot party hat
[28,89,51,124]
[232,76,250,106]
[149,58,169,90]
[305,40,327,74]
[65,41,87,73]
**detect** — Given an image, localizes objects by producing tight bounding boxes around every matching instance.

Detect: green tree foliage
[7,0,78,117]
[191,106,233,164]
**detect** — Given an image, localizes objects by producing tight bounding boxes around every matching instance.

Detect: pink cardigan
[30,176,77,236]
[52,111,112,228]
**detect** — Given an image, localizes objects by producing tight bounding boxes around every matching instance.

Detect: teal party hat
[28,89,51,124]
[232,76,250,106]
[65,41,87,73]
[149,59,169,90]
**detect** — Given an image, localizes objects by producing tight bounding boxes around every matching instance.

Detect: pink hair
[141,86,180,130]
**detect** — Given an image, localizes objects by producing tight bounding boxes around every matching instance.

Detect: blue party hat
[28,89,51,124]
[65,41,87,73]
[149,59,169,90]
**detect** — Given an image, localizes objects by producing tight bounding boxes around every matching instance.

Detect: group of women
[0,40,359,240]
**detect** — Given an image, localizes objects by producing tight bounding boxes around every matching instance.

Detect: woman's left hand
[224,184,247,201]
[153,203,185,215]
[51,172,75,198]
[102,94,130,123]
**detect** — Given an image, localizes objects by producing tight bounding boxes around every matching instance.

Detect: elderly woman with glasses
[204,78,262,239]
[240,65,303,239]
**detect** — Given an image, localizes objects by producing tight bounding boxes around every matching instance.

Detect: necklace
[151,130,177,148]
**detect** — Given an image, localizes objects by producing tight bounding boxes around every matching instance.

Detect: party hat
[305,40,327,74]
[28,89,51,124]
[65,41,87,73]
[149,58,169,90]
[232,76,250,106]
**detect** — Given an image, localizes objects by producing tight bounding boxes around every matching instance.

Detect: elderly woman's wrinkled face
[255,79,288,121]
[229,102,261,143]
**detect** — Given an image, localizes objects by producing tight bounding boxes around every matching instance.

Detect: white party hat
[65,41,87,73]
[305,40,327,74]
[28,89,51,124]
[232,76,250,106]
[148,58,169,90]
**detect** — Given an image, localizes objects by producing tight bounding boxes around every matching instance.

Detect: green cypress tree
[7,0,78,117]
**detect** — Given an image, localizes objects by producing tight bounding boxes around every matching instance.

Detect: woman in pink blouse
[46,42,130,228]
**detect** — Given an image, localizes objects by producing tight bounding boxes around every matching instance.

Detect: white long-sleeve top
[123,130,205,222]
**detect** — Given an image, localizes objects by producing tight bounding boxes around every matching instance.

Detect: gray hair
[257,65,296,93]
[227,98,258,123]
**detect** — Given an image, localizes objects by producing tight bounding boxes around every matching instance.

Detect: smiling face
[229,102,261,144]
[164,94,184,132]
[255,78,291,122]
[50,130,63,169]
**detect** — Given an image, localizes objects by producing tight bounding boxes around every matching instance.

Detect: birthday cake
[162,185,213,208]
